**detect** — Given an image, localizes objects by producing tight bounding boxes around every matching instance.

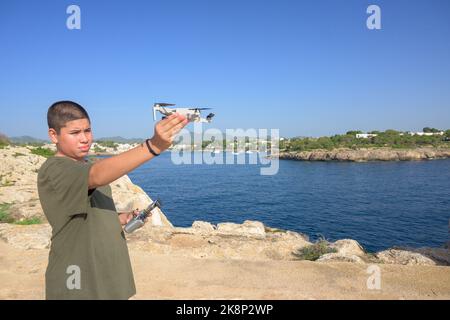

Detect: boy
[37,100,188,299]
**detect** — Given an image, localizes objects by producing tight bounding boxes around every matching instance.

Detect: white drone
[153,103,215,123]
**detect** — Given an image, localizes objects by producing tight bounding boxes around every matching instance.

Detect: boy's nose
[80,132,90,143]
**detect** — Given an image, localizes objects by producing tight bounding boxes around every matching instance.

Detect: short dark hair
[47,101,90,134]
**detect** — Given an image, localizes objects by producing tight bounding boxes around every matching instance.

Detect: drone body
[153,103,215,123]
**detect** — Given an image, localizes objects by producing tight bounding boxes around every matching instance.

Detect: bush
[30,147,55,158]
[292,239,337,261]
[93,145,106,153]
[96,140,118,150]
[0,203,14,223]
[0,203,42,225]
[0,133,10,148]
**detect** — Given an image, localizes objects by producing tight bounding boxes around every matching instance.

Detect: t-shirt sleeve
[46,159,94,217]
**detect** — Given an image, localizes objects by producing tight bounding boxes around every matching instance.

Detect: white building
[408,131,444,136]
[356,133,378,139]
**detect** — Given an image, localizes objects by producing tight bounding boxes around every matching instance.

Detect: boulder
[191,221,216,233]
[216,220,266,238]
[330,239,366,257]
[409,247,450,266]
[110,175,172,227]
[376,249,436,266]
[0,223,51,250]
[317,253,365,264]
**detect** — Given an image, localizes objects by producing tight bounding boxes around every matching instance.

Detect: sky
[0,0,449,139]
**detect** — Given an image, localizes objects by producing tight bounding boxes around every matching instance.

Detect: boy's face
[49,118,93,161]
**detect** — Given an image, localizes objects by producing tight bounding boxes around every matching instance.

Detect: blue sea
[127,152,450,252]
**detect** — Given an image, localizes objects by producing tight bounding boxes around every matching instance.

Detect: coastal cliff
[279,147,450,162]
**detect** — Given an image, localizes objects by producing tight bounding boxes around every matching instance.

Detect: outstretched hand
[149,113,189,154]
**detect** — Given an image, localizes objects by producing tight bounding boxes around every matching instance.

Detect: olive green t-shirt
[37,156,136,300]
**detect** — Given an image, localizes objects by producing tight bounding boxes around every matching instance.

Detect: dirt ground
[0,240,449,300]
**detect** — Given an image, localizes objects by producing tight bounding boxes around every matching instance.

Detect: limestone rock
[317,253,365,264]
[0,223,51,250]
[192,221,216,233]
[110,175,172,227]
[279,147,450,162]
[216,220,266,238]
[406,247,450,266]
[376,249,437,266]
[330,239,366,257]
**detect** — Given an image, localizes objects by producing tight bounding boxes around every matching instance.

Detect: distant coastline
[278,147,450,162]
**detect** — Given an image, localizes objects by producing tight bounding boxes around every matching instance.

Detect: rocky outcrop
[376,247,450,266]
[0,223,51,250]
[317,253,365,264]
[126,221,312,261]
[110,175,172,227]
[0,146,172,226]
[279,147,450,162]
[376,249,437,266]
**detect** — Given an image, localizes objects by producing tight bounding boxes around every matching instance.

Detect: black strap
[145,139,160,156]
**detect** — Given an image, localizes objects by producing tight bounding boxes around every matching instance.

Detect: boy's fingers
[170,119,189,137]
[160,114,187,131]
[157,113,177,127]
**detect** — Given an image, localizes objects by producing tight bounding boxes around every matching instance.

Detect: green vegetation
[0,133,10,149]
[95,140,118,150]
[30,147,55,158]
[423,127,441,133]
[265,226,287,233]
[14,217,42,225]
[0,203,42,225]
[0,203,14,223]
[282,129,450,152]
[292,239,337,261]
[93,145,106,153]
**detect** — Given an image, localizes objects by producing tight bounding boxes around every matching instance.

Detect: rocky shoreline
[0,145,448,267]
[278,147,450,162]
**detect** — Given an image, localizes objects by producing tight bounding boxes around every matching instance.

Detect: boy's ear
[48,128,58,144]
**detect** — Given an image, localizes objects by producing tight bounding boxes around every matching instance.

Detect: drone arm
[153,106,157,121]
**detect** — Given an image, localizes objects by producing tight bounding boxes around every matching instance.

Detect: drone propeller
[154,102,176,107]
[188,107,212,111]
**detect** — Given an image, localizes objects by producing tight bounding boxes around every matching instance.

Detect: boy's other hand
[118,209,139,226]
[150,113,188,154]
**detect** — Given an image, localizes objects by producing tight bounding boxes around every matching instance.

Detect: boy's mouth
[79,146,90,152]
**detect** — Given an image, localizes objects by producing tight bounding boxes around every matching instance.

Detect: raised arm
[88,113,188,189]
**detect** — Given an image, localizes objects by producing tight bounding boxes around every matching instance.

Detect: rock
[216,220,266,238]
[409,247,450,266]
[330,239,366,257]
[376,249,437,266]
[0,223,51,250]
[317,253,365,264]
[110,175,172,227]
[279,147,450,162]
[192,221,216,233]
